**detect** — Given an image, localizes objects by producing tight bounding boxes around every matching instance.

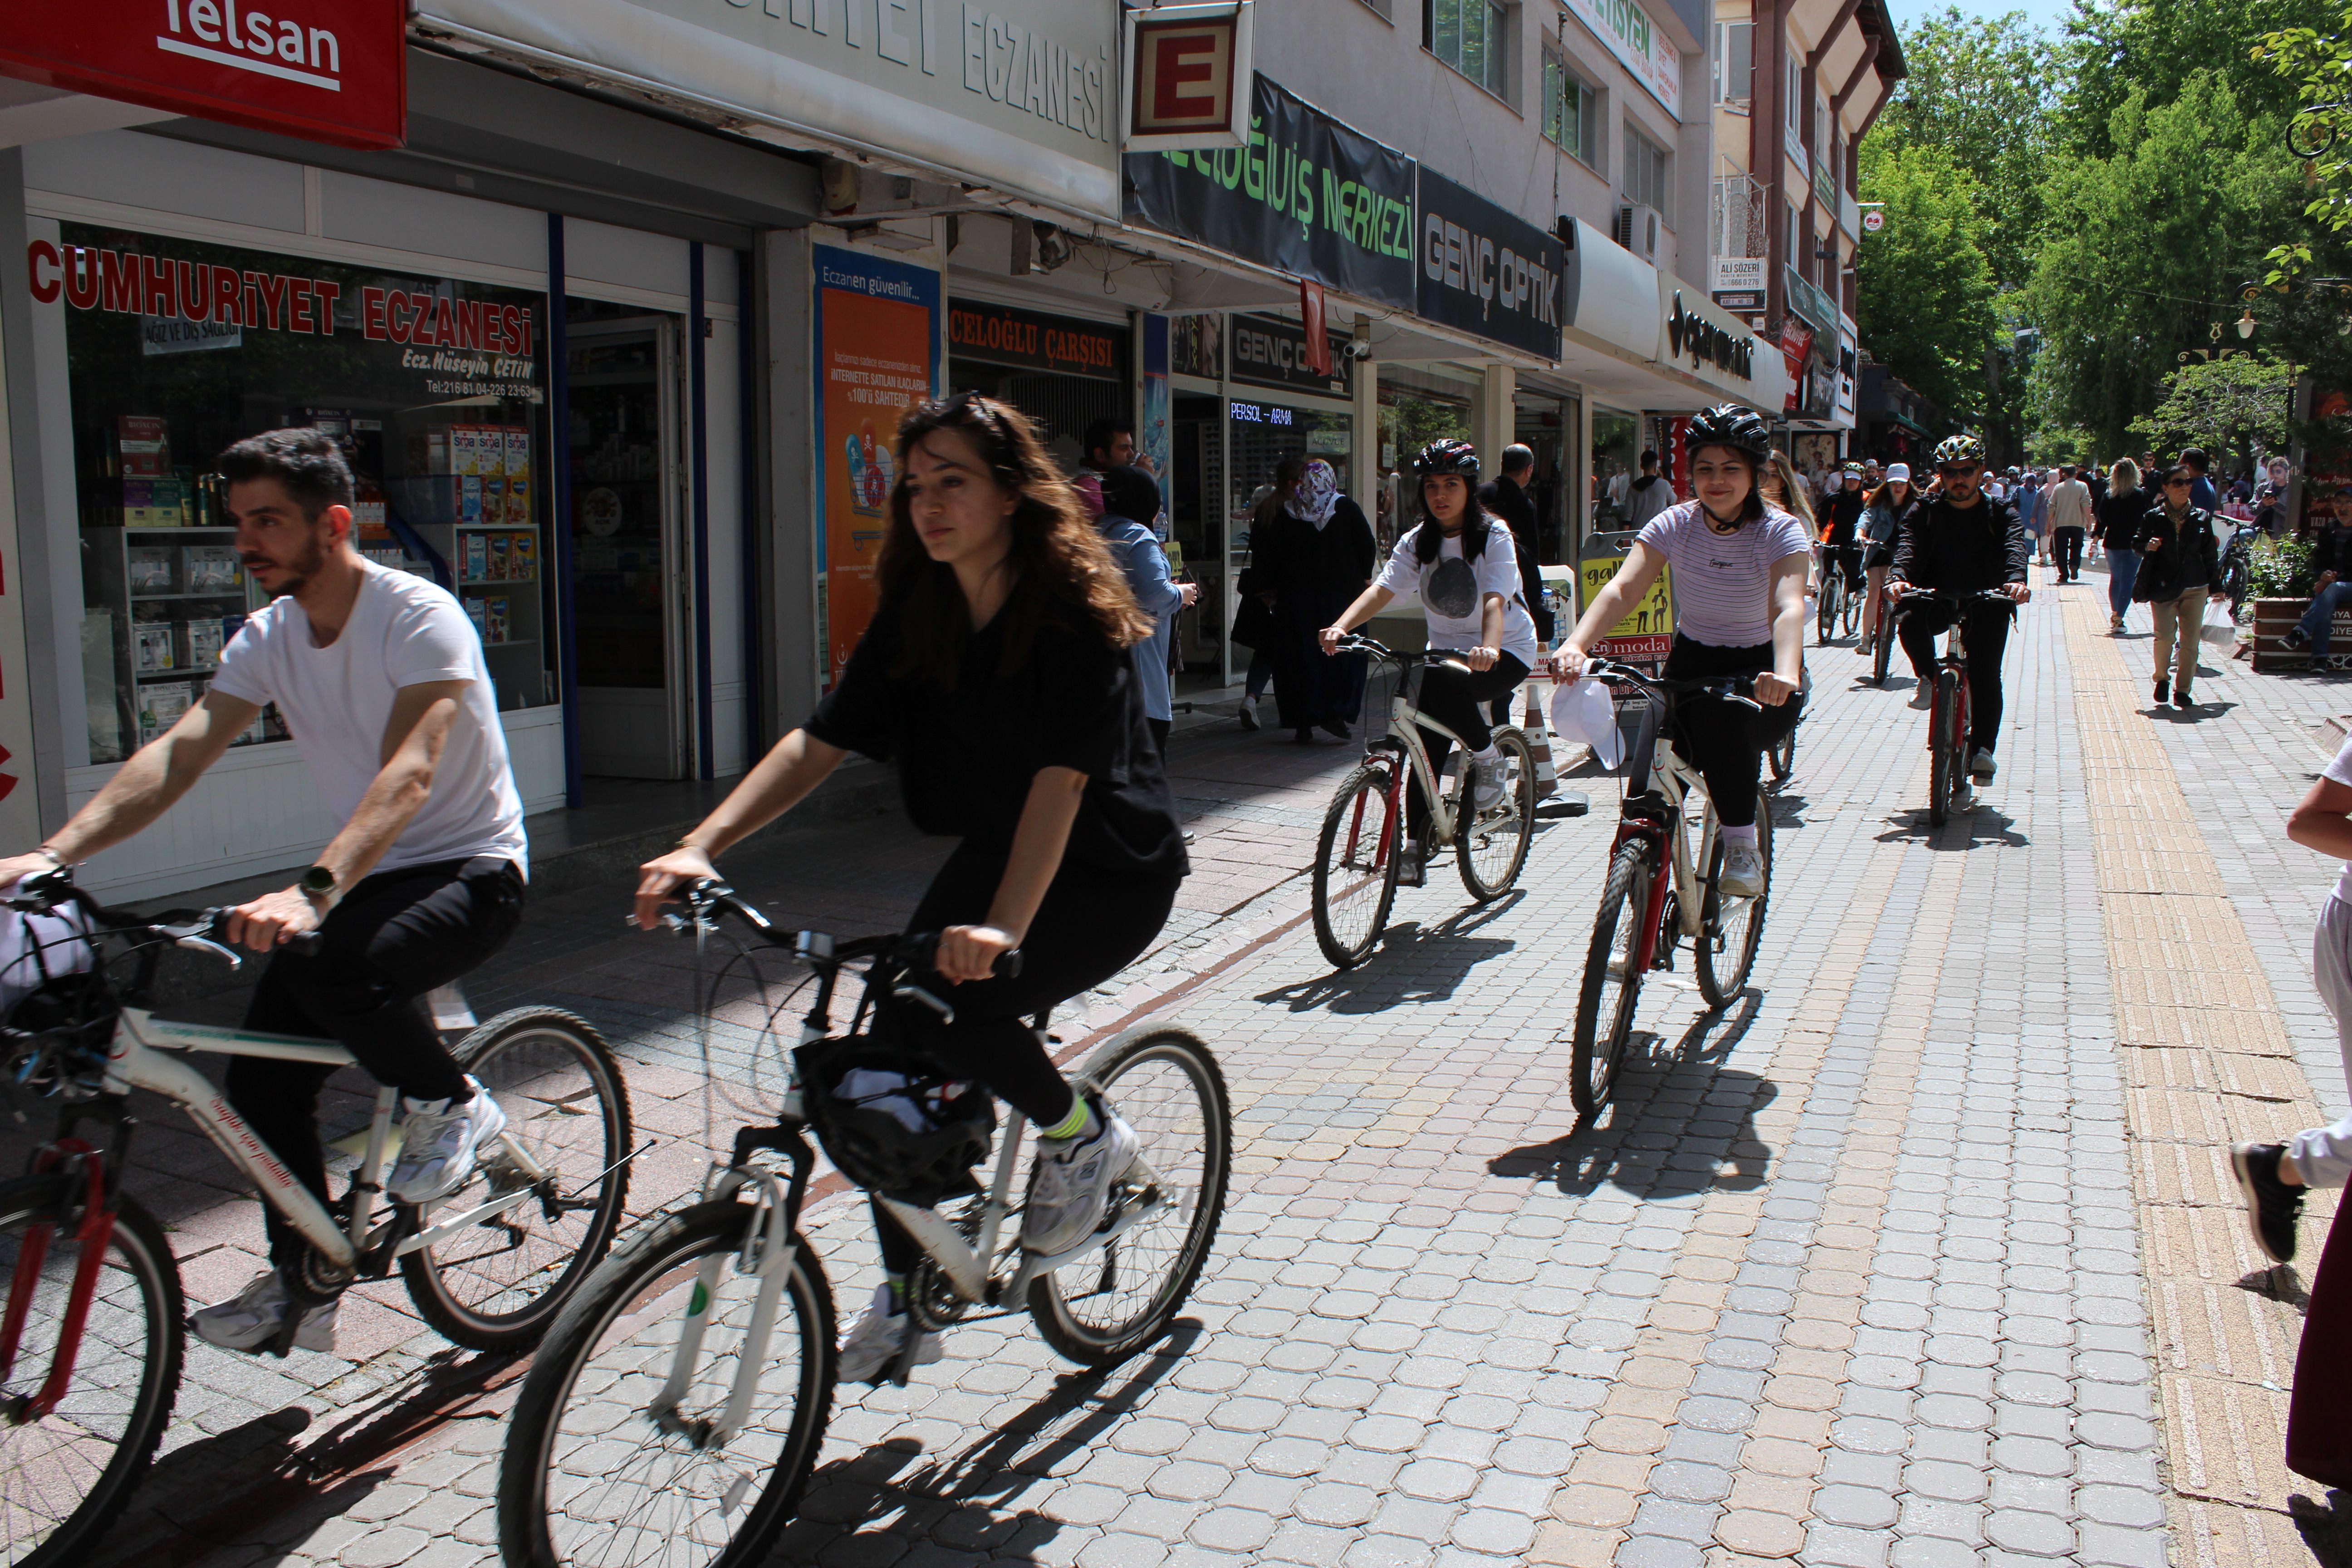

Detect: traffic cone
[1524,684,1558,800]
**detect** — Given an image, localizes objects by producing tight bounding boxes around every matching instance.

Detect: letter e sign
[1125,2,1253,151]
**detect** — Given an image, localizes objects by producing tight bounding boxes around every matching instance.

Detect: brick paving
[27,594,2351,1568]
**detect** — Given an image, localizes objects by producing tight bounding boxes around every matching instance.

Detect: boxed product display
[183,545,240,592]
[462,533,489,582]
[184,618,227,669]
[464,598,488,640]
[503,427,530,520]
[133,622,176,673]
[138,680,193,745]
[510,533,536,579]
[102,477,186,527]
[488,533,511,581]
[116,415,168,477]
[484,595,510,644]
[127,547,174,594]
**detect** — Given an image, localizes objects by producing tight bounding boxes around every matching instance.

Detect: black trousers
[1407,653,1529,838]
[1660,638,1802,830]
[1825,544,1864,593]
[228,856,525,1270]
[1896,599,2012,755]
[872,841,1181,1274]
[2053,528,2085,578]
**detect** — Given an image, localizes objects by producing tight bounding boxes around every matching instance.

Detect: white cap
[1885,463,1911,482]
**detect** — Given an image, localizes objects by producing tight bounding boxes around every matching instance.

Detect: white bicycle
[0,873,634,1568]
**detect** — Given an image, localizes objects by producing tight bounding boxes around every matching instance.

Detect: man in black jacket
[2282,484,2352,669]
[1889,434,2032,780]
[1480,443,1555,723]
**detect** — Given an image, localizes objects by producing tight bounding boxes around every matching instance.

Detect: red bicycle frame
[1611,817,1677,978]
[0,1138,116,1422]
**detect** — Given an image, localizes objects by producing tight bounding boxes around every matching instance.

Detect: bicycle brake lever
[173,934,243,970]
[892,984,957,1025]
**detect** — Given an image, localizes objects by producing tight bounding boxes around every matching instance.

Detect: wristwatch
[300,865,337,899]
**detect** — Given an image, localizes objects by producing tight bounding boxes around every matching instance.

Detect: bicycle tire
[1767,725,1795,782]
[1312,762,1402,970]
[1928,669,1962,827]
[0,1177,183,1568]
[498,1199,836,1568]
[1456,728,1537,901]
[1872,609,1896,686]
[400,1008,634,1351]
[1816,577,1839,645]
[1695,796,1773,1007]
[1029,1027,1231,1367]
[1570,840,1652,1118]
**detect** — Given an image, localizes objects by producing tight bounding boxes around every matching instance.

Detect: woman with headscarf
[1262,458,1376,743]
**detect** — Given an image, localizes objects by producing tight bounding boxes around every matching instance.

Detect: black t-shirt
[806,600,1189,879]
[1824,487,1867,546]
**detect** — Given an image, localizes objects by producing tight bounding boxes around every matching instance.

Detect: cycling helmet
[1683,404,1772,462]
[796,1037,996,1205]
[1932,433,1986,466]
[1411,438,1479,481]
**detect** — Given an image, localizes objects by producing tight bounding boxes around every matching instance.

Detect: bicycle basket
[794,1036,997,1206]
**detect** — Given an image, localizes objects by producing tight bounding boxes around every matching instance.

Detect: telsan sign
[1666,291,1753,382]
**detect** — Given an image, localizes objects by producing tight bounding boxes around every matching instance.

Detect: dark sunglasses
[2164,477,2192,488]
[1935,465,1977,478]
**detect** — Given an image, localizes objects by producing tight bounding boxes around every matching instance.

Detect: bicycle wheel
[1816,577,1840,645]
[1456,728,1536,901]
[1872,608,1896,686]
[1570,839,1653,1118]
[1030,1027,1231,1367]
[1927,669,1962,828]
[1696,796,1773,1007]
[1767,725,1795,782]
[0,1178,183,1568]
[1312,762,1402,970]
[1840,578,1862,638]
[402,1008,634,1351]
[498,1199,836,1568]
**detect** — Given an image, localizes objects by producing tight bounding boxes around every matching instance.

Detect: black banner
[948,299,1125,381]
[1227,314,1355,397]
[1412,168,1563,359]
[1124,75,1416,311]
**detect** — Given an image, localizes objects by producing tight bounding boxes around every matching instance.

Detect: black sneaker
[2230,1143,2303,1264]
[2153,679,2169,705]
[2282,627,2311,652]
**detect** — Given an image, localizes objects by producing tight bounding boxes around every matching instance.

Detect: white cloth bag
[1548,677,1623,772]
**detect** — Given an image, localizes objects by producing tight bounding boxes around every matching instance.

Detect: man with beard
[1888,433,2031,780]
[0,428,527,1356]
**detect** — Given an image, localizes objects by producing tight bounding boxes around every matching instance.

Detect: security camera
[1342,339,1374,362]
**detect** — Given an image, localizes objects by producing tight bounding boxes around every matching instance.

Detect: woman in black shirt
[636,393,1187,1378]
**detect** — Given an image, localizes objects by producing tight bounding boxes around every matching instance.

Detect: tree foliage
[1853,139,1998,419]
[2064,0,2336,159]
[2125,353,2300,463]
[2254,2,2352,278]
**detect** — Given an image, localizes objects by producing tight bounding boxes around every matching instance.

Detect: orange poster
[814,246,940,690]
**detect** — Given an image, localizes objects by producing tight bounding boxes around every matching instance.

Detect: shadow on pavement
[769,1320,1201,1564]
[2289,1490,2352,1568]
[1876,804,2030,850]
[1253,892,1525,1014]
[1486,991,1777,1200]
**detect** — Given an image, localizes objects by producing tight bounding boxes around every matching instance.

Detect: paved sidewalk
[33,592,2350,1568]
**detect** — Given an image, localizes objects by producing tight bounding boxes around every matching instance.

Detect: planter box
[2250,597,2348,671]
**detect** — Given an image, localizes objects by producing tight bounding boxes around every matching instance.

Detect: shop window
[1713,21,1753,108]
[52,224,555,764]
[1624,127,1671,215]
[1377,372,1473,547]
[1544,50,1599,165]
[1428,0,1510,98]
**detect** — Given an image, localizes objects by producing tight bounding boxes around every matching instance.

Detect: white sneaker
[1237,697,1261,732]
[1471,756,1506,812]
[1719,839,1766,899]
[1022,1107,1140,1256]
[190,1269,338,1354]
[1908,688,1934,710]
[837,1283,943,1384]
[1969,749,1997,779]
[388,1077,507,1205]
[1395,837,1426,888]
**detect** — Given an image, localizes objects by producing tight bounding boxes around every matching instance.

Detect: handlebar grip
[283,930,325,958]
[903,931,1023,979]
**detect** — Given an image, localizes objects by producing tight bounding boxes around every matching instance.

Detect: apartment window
[1624,126,1670,214]
[1785,54,1801,131]
[1544,50,1599,163]
[1815,96,1830,156]
[1786,201,1803,272]
[1428,0,1509,96]
[1712,21,1753,107]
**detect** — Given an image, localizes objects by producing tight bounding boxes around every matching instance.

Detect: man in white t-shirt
[2233,735,2352,1264]
[0,429,527,1355]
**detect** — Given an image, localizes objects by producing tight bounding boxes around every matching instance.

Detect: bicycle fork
[0,1140,115,1424]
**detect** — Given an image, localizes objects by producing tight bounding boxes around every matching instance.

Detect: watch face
[302,867,335,893]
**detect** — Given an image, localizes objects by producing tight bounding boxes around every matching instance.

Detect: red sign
[1124,3,1252,151]
[1298,279,1330,378]
[0,2,405,152]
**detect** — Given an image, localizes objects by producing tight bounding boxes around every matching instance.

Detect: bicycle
[1815,554,1847,646]
[1309,635,1538,970]
[1568,661,1776,1117]
[1764,666,1813,784]
[1888,588,2022,828]
[497,881,1230,1568]
[1869,575,1901,686]
[0,872,634,1568]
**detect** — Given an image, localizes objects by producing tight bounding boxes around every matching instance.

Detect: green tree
[1854,138,1999,419]
[2024,72,2303,453]
[2254,1,2352,280]
[2063,0,2335,159]
[2125,353,2300,470]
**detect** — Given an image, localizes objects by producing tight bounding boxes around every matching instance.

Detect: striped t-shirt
[1636,501,1812,648]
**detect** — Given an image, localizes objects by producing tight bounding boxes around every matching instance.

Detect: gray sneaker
[1021,1107,1140,1256]
[190,1269,338,1354]
[1471,756,1507,812]
[1718,839,1765,898]
[836,1283,944,1383]
[1969,749,1997,779]
[388,1077,507,1205]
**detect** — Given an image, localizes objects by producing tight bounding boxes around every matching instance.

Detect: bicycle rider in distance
[634,392,1188,1383]
[1314,438,1542,887]
[1887,433,2031,780]
[1549,404,1809,898]
[1821,461,1869,619]
[0,428,529,1355]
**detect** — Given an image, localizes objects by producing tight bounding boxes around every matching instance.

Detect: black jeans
[2053,528,2085,579]
[1406,653,1529,839]
[1660,638,1802,830]
[1825,544,1864,593]
[872,841,1181,1274]
[228,856,525,1270]
[1896,598,2012,755]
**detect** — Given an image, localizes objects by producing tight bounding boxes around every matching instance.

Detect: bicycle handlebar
[669,879,1024,981]
[1326,633,1476,675]
[1578,659,1765,713]
[1888,587,2024,612]
[3,869,324,969]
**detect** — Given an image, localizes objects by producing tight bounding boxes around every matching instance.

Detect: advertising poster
[1142,314,1172,538]
[1413,167,1564,361]
[813,244,940,690]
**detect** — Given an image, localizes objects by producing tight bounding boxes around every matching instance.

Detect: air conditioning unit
[1615,204,1662,264]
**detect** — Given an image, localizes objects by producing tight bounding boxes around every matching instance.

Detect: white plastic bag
[0,882,94,1020]
[2200,596,2237,650]
[1549,677,1623,772]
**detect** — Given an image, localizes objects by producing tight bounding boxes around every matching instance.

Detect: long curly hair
[879,394,1149,684]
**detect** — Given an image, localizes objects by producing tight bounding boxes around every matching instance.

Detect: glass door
[566,315,688,779]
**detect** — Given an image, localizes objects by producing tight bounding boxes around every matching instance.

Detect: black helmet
[1411,438,1480,481]
[796,1038,996,1205]
[1684,404,1772,462]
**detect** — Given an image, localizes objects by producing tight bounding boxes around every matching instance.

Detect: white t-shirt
[2324,734,2352,904]
[1375,519,1541,670]
[1634,501,1813,647]
[210,559,529,878]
